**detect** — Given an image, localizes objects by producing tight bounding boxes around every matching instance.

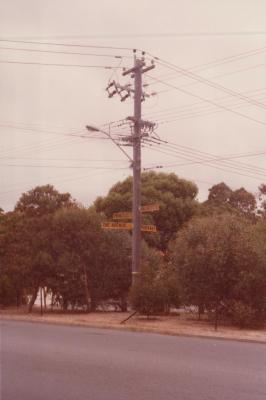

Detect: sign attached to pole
[141,204,160,213]
[113,204,159,220]
[141,224,157,232]
[102,222,157,232]
[102,222,132,230]
[113,212,133,220]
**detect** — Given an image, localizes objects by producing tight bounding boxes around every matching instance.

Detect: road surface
[1,320,265,400]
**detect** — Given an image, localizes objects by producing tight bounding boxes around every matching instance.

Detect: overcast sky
[0,0,265,211]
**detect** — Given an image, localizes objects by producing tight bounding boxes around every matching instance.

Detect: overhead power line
[0,46,130,59]
[147,75,266,127]
[2,31,266,39]
[0,163,128,170]
[148,46,266,87]
[151,59,266,110]
[0,38,135,52]
[0,60,125,69]
[142,143,266,182]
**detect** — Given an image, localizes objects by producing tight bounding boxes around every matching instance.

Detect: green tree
[51,207,132,312]
[13,185,76,312]
[208,182,233,205]
[130,244,180,316]
[95,171,198,251]
[0,211,30,307]
[170,214,265,329]
[206,182,256,217]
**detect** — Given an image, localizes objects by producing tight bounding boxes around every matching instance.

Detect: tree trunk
[43,287,47,310]
[214,305,219,331]
[40,287,43,316]
[120,294,128,312]
[198,304,204,320]
[28,286,39,313]
[83,266,91,313]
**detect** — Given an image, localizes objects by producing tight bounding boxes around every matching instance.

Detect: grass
[1,306,266,343]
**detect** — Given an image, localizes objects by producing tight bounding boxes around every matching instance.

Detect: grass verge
[1,307,265,343]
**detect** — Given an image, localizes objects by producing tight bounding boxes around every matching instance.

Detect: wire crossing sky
[0,0,266,211]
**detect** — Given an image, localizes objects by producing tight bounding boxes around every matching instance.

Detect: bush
[130,274,166,317]
[229,301,265,329]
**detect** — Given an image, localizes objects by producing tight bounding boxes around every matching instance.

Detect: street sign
[141,224,157,232]
[102,222,157,232]
[113,212,132,220]
[141,204,160,213]
[102,222,132,230]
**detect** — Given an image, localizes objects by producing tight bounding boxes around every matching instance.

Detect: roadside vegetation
[1,173,266,330]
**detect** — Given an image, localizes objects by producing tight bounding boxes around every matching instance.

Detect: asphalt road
[1,320,266,400]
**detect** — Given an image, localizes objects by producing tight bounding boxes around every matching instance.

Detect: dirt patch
[1,307,266,343]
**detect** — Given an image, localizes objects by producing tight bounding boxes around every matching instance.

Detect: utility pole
[103,50,155,283]
[123,52,155,282]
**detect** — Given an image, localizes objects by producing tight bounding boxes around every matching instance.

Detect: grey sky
[0,0,266,211]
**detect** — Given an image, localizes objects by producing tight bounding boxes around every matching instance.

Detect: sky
[0,0,266,211]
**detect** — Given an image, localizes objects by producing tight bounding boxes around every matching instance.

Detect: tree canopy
[95,171,199,250]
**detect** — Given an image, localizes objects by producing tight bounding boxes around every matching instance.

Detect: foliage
[206,181,258,218]
[51,207,132,311]
[130,245,180,316]
[95,171,199,250]
[169,213,266,328]
[15,184,76,217]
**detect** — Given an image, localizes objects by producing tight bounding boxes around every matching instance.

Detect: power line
[147,46,266,87]
[142,143,266,181]
[151,140,266,174]
[151,59,266,110]
[2,31,266,39]
[0,163,128,170]
[153,94,266,125]
[146,75,266,127]
[0,38,135,52]
[0,46,131,59]
[144,91,266,122]
[144,87,266,119]
[152,63,266,96]
[0,59,125,69]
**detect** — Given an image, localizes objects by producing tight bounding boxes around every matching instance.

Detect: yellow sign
[141,224,157,232]
[113,212,132,220]
[141,204,160,213]
[102,222,157,233]
[102,222,132,230]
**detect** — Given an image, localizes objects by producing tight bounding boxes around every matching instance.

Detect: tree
[0,212,30,307]
[208,182,232,205]
[95,171,199,251]
[13,185,76,312]
[258,183,266,217]
[205,182,257,219]
[229,187,256,214]
[15,184,75,217]
[170,214,265,329]
[51,207,132,312]
[130,244,180,316]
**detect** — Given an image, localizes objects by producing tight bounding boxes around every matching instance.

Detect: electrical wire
[0,60,125,69]
[146,75,266,127]
[0,39,136,52]
[148,58,266,110]
[148,139,266,174]
[147,46,266,87]
[144,87,266,119]
[142,143,266,181]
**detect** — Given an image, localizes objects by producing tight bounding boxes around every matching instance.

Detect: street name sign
[141,204,159,212]
[113,212,132,220]
[102,222,157,232]
[102,222,132,230]
[141,224,157,232]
